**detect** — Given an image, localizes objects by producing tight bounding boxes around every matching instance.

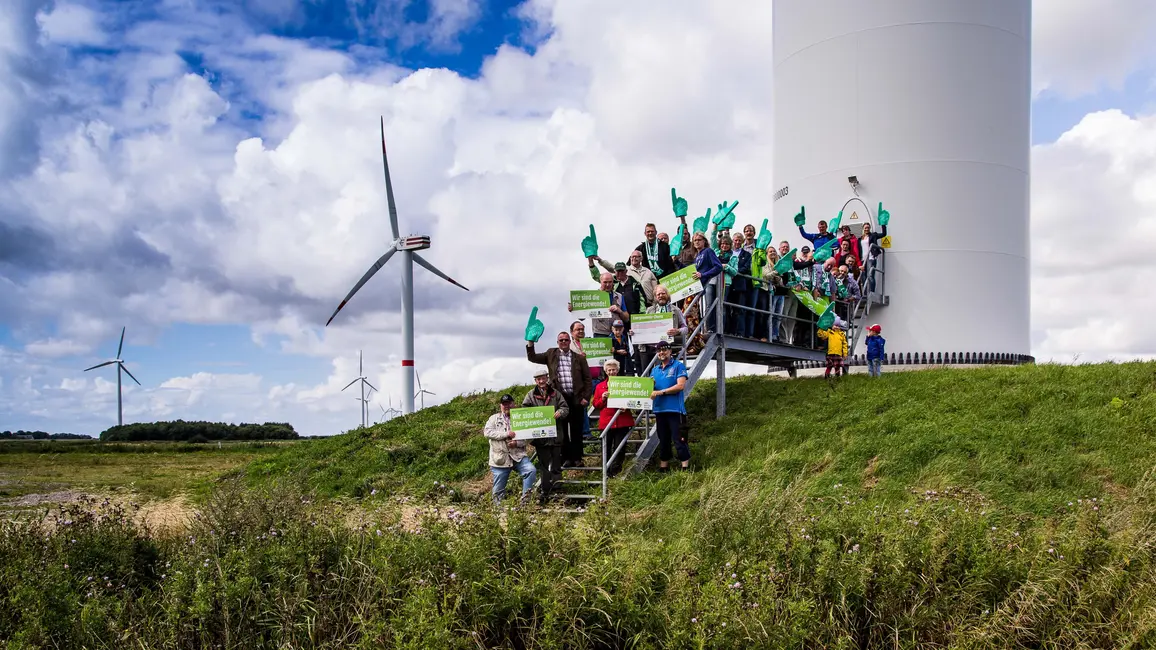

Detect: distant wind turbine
[414,370,436,410]
[325,117,469,416]
[341,350,377,428]
[83,326,141,427]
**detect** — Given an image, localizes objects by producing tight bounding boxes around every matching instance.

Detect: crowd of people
[483,194,893,505]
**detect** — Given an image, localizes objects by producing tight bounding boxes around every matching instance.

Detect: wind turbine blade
[120,363,141,386]
[116,326,126,358]
[427,391,436,396]
[325,247,399,326]
[381,117,401,241]
[84,360,117,371]
[413,253,469,291]
[341,378,360,391]
[415,370,421,391]
[364,380,378,392]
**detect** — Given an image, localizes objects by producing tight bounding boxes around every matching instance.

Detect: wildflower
[691,618,698,624]
[64,564,69,569]
[450,573,457,580]
[1047,548,1055,554]
[371,489,378,496]
[850,544,860,553]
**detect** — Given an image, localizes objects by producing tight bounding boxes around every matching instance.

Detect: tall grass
[2,474,1155,648]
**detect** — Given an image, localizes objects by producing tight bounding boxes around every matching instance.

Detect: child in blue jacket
[866,324,886,377]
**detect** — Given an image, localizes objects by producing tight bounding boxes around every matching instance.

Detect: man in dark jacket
[635,223,677,278]
[522,368,569,503]
[526,331,592,466]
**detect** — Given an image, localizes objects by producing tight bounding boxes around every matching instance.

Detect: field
[0,440,291,504]
[3,362,1156,648]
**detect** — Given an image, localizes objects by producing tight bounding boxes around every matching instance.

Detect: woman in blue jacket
[691,232,723,333]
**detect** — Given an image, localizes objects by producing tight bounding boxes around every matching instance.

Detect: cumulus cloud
[1030,108,1156,361]
[1033,0,1156,97]
[2,0,1155,435]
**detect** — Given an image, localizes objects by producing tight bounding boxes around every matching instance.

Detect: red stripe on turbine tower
[401,360,414,366]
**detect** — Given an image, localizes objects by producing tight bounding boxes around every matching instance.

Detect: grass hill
[6,362,1156,648]
[248,361,1156,516]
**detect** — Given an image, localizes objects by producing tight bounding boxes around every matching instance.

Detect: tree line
[1,430,93,440]
[99,420,300,442]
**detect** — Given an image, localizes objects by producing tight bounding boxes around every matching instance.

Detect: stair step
[556,494,599,501]
[557,480,601,486]
[561,466,601,472]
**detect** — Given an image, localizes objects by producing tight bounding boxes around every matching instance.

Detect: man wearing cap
[587,258,647,315]
[483,393,537,505]
[592,250,657,306]
[527,331,593,466]
[522,367,569,502]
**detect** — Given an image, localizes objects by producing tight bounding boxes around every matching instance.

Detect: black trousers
[533,444,562,499]
[655,412,690,463]
[562,393,587,463]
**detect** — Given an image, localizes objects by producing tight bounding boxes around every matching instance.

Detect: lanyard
[645,240,662,274]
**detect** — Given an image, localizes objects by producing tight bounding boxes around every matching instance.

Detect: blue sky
[3,0,1156,437]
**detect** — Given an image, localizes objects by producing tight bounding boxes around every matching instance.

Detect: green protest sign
[607,376,654,410]
[631,312,673,346]
[571,290,611,321]
[580,337,613,363]
[791,288,831,317]
[663,265,703,302]
[510,405,557,440]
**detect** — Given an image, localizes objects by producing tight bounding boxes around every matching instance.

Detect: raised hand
[715,200,738,230]
[670,224,686,257]
[792,206,805,227]
[581,224,599,258]
[773,249,796,274]
[525,306,544,342]
[756,218,772,249]
[828,210,843,232]
[877,202,890,226]
[671,188,688,218]
[693,208,711,234]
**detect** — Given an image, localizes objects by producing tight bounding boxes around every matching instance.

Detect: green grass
[5,362,1156,647]
[244,388,532,497]
[251,362,1156,517]
[0,441,291,500]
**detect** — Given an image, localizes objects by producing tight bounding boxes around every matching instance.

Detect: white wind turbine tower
[326,117,469,415]
[83,326,141,427]
[341,350,377,428]
[414,370,436,411]
[378,397,402,424]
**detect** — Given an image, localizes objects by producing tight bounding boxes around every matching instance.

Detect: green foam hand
[816,303,836,330]
[671,188,688,219]
[756,218,772,249]
[793,206,806,227]
[693,208,711,235]
[773,249,796,274]
[714,200,738,230]
[813,237,837,262]
[524,306,545,343]
[877,201,890,226]
[670,224,686,257]
[580,224,598,258]
[828,210,843,232]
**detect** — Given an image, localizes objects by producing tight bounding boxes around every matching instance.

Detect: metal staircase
[548,270,841,503]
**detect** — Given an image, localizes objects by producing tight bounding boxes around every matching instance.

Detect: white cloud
[1033,0,1156,97]
[3,0,1156,436]
[36,2,107,46]
[1030,108,1156,361]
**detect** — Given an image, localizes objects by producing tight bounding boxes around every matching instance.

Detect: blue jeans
[703,284,718,332]
[868,359,882,377]
[491,457,537,504]
[770,294,785,341]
